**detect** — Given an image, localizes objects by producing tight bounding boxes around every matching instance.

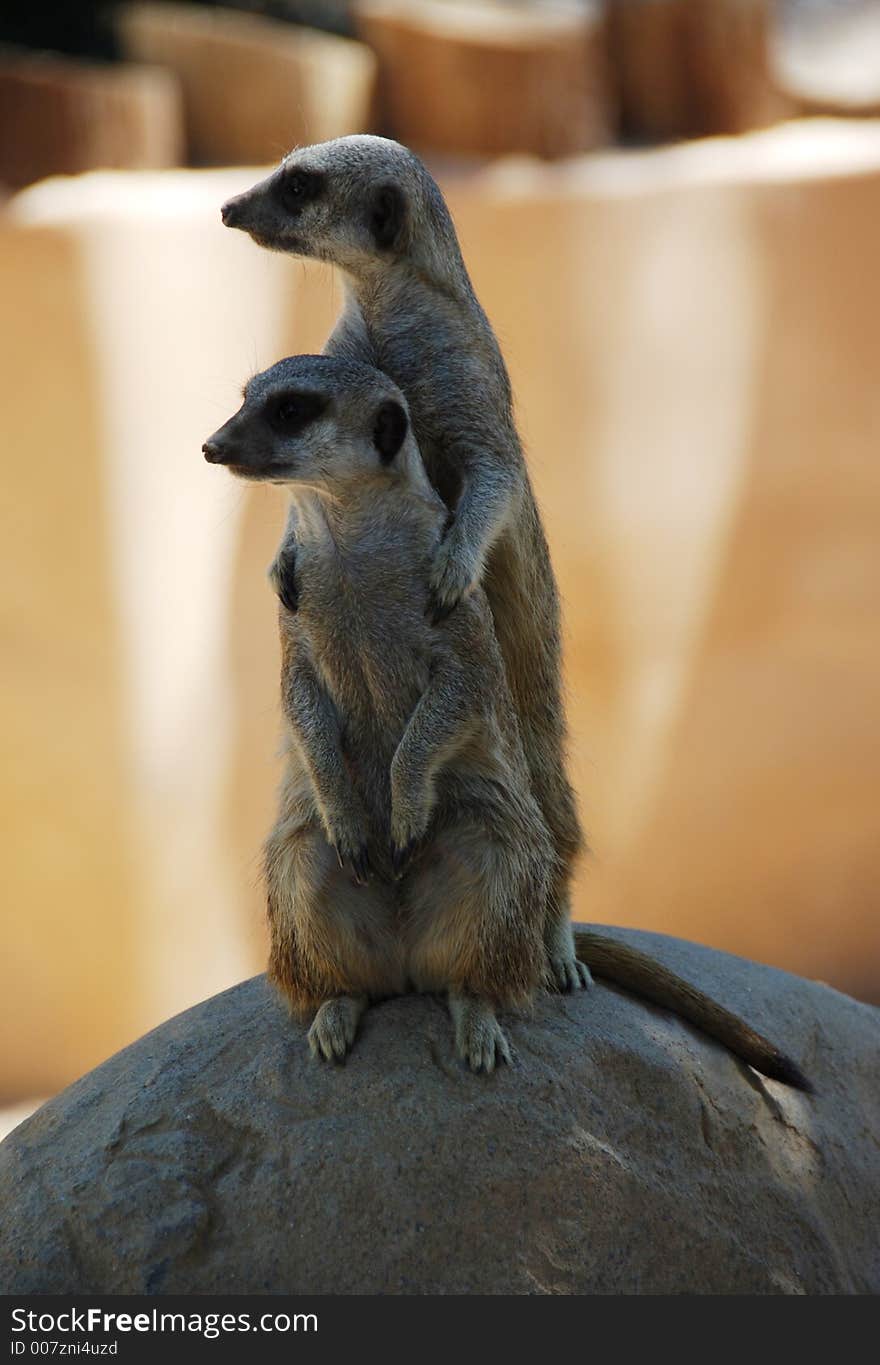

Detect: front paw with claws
[333,842,371,886]
[390,837,420,881]
[389,801,429,880]
[427,541,477,623]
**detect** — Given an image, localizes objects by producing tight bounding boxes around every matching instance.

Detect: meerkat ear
[369,182,407,251]
[373,400,408,463]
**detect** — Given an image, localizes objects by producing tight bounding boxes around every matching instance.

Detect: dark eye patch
[266,390,328,436]
[276,168,325,215]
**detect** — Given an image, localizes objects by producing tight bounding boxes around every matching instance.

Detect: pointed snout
[202,418,258,477]
[202,439,225,464]
[221,196,241,227]
[203,416,239,463]
[220,194,246,228]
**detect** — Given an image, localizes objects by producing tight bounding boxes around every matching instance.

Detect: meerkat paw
[390,837,419,880]
[545,921,593,992]
[548,954,593,992]
[449,993,512,1073]
[308,996,367,1063]
[324,815,372,885]
[427,541,476,623]
[389,820,426,880]
[389,799,429,879]
[333,841,372,886]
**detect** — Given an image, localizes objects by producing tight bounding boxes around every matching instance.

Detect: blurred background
[2,0,879,1126]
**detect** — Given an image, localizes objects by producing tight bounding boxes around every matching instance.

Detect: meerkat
[205,353,550,1071]
[220,135,587,994]
[203,354,810,1090]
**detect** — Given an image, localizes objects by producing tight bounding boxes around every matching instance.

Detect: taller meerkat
[221,136,586,988]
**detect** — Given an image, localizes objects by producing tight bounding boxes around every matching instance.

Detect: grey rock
[1,927,878,1294]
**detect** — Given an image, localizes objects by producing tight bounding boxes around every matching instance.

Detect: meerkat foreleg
[284,655,371,882]
[388,652,472,872]
[428,456,518,619]
[308,994,368,1063]
[448,991,512,1073]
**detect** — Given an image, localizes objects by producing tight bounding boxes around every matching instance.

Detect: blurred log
[609,0,796,141]
[687,0,795,135]
[354,0,614,159]
[0,47,182,189]
[608,0,694,141]
[117,2,376,164]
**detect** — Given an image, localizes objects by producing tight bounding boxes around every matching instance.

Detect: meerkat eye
[267,391,328,435]
[278,169,324,215]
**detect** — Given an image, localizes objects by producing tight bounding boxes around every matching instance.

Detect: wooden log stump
[0,47,183,189]
[117,2,377,164]
[687,0,795,136]
[608,0,695,142]
[354,0,614,159]
[609,0,796,142]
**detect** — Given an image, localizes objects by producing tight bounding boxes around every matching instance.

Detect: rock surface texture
[1,928,877,1294]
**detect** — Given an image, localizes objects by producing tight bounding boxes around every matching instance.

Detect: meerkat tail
[573,929,812,1092]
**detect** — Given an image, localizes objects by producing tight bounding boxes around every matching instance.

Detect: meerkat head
[220,135,458,277]
[203,354,422,491]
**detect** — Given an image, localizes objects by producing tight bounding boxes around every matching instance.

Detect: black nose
[203,441,223,463]
[221,197,242,227]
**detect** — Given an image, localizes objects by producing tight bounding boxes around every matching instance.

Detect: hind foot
[548,954,593,992]
[448,992,512,1073]
[545,918,593,991]
[308,995,367,1063]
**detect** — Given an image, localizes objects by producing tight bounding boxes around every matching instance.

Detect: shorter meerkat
[206,354,548,1070]
[203,355,810,1090]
